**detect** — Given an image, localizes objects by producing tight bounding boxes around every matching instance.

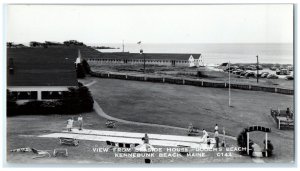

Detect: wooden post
[37,91,42,100]
[265,133,268,157]
[278,119,281,130]
[247,132,250,155]
[228,61,231,107]
[256,55,259,83]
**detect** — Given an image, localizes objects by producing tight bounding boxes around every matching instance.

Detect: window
[42,91,63,99]
[12,91,37,100]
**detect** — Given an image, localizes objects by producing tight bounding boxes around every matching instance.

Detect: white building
[188,55,195,67]
[87,52,204,67]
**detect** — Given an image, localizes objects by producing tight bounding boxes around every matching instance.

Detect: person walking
[202,129,208,143]
[214,130,219,148]
[78,115,83,130]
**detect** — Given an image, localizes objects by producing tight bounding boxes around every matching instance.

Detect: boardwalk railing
[90,71,293,95]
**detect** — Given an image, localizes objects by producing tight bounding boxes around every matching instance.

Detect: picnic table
[270,108,294,130]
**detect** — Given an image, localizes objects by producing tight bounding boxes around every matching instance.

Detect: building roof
[87,52,201,60]
[7,48,78,87]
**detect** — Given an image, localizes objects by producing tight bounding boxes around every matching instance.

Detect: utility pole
[228,61,231,107]
[122,40,124,53]
[143,52,146,74]
[256,55,259,83]
[138,41,145,74]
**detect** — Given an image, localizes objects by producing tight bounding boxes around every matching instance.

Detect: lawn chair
[187,123,200,136]
[31,148,51,159]
[58,137,79,146]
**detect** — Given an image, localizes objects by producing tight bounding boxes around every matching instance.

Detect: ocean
[90,43,293,65]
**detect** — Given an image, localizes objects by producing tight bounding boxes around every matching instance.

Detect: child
[66,118,74,132]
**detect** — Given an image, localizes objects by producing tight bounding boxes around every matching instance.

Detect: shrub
[82,59,91,74]
[76,63,86,78]
[236,129,248,155]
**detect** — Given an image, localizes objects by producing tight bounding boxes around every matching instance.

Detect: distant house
[7,48,79,102]
[195,54,205,67]
[86,52,203,67]
[188,55,195,67]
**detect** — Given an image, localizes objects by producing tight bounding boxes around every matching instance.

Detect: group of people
[66,115,83,131]
[201,124,225,148]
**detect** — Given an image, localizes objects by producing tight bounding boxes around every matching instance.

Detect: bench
[53,148,68,157]
[59,137,79,146]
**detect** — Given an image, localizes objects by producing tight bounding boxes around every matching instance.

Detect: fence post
[163,77,165,83]
[183,79,185,85]
[275,87,277,93]
[108,73,110,78]
[125,75,128,79]
[144,77,147,81]
[249,85,251,90]
[201,81,204,86]
[225,82,227,88]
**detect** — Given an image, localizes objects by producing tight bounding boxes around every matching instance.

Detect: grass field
[6,76,294,164]
[88,77,294,163]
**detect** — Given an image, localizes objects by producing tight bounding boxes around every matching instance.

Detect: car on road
[267,74,279,79]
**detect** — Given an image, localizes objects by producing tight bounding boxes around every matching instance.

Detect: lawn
[6,76,294,164]
[88,77,294,163]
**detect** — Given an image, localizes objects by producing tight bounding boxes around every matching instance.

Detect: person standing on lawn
[214,130,219,148]
[202,129,208,143]
[214,124,219,132]
[78,115,83,130]
[66,117,74,132]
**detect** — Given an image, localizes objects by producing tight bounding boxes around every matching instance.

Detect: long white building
[87,52,204,67]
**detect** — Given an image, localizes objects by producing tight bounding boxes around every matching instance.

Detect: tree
[76,63,86,78]
[81,59,91,74]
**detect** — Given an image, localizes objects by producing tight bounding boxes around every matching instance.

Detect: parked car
[245,72,256,78]
[232,69,243,75]
[267,74,279,79]
[239,65,245,70]
[240,71,247,76]
[260,72,269,78]
[270,66,277,71]
[285,75,294,80]
[276,68,290,75]
[287,66,293,71]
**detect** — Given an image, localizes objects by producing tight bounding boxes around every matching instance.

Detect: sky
[6,4,293,44]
